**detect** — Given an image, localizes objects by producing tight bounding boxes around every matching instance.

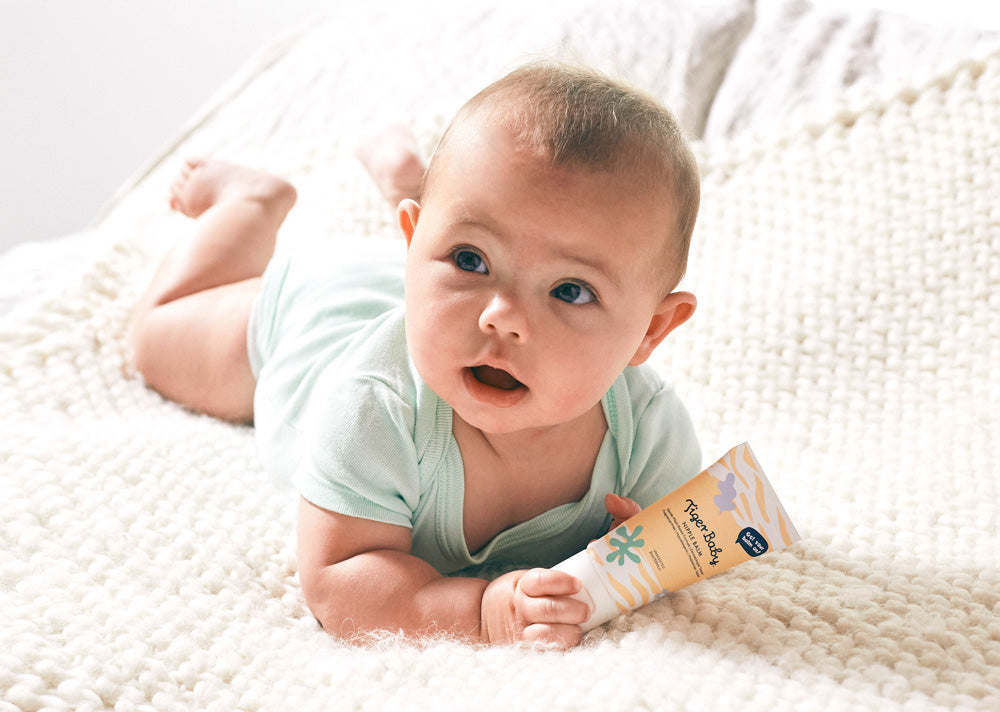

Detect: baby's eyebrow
[451,214,501,236]
[549,246,619,288]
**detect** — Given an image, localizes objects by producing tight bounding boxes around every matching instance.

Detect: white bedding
[2,2,998,710]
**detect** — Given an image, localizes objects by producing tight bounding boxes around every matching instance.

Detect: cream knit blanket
[2,8,998,711]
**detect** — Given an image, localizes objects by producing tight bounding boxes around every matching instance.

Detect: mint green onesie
[249,238,701,575]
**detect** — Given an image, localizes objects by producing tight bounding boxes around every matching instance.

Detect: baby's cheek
[548,373,608,416]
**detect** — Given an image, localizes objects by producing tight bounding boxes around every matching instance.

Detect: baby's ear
[629,291,696,366]
[398,199,421,247]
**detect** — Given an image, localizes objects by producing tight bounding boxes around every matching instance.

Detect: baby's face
[401,119,681,436]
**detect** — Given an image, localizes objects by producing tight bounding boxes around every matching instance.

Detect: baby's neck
[453,405,608,554]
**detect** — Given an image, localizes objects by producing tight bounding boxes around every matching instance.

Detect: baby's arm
[296,498,589,647]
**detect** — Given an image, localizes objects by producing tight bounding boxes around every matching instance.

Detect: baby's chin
[451,398,595,439]
[450,396,538,436]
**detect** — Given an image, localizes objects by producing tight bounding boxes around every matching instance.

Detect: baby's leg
[133,159,297,422]
[355,124,427,207]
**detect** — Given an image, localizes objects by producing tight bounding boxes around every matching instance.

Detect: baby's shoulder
[617,363,683,415]
[309,316,447,447]
[611,364,696,453]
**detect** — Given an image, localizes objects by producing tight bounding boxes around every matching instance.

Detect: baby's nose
[479,292,529,341]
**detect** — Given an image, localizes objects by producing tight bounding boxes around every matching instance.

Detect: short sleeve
[291,375,421,529]
[621,382,702,509]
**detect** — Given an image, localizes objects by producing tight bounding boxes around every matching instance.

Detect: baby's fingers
[606,493,642,530]
[517,589,590,626]
[516,568,580,597]
[515,569,589,625]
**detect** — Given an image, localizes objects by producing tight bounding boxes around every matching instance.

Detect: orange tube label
[586,443,799,607]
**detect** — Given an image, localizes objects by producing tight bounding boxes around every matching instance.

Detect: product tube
[554,443,800,632]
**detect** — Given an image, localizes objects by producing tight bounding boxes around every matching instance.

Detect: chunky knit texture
[2,4,998,710]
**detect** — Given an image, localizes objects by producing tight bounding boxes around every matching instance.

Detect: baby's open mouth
[471,365,524,391]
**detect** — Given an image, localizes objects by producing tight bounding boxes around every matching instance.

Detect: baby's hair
[422,60,700,289]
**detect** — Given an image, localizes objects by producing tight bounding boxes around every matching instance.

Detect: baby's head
[400,61,700,434]
[422,60,700,292]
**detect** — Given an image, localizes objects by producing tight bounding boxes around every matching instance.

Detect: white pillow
[704,0,999,143]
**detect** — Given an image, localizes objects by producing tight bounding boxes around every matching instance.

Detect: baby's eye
[453,249,487,274]
[551,282,597,305]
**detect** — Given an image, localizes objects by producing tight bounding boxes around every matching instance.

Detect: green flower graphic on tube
[606,525,645,565]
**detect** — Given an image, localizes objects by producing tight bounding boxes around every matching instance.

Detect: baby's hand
[605,493,642,531]
[480,568,590,648]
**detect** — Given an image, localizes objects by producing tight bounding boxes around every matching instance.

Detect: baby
[132,60,702,648]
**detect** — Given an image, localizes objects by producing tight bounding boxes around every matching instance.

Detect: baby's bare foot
[168,158,297,218]
[355,124,427,207]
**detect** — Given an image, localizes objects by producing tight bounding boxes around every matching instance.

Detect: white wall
[2,0,998,253]
[0,0,329,251]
